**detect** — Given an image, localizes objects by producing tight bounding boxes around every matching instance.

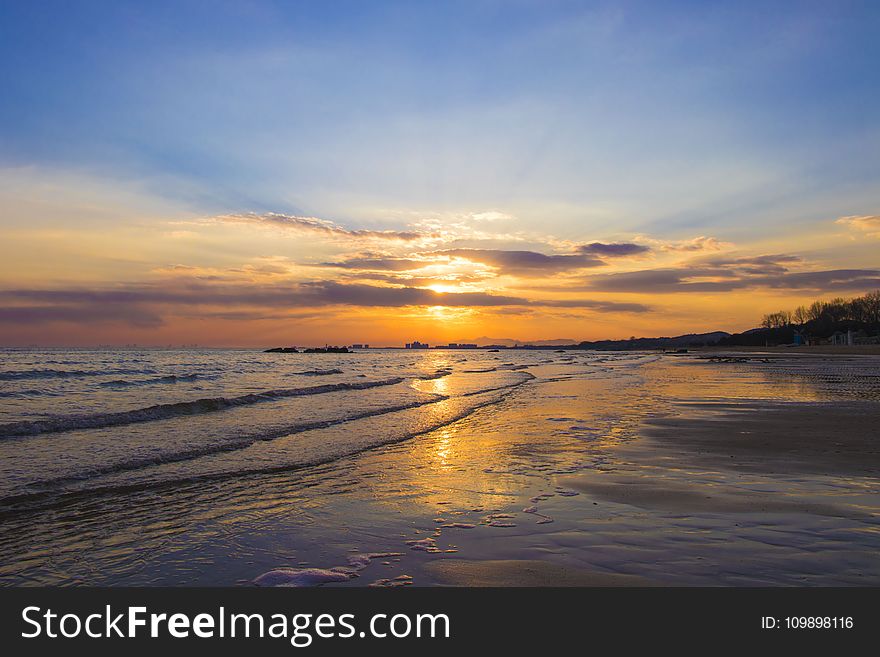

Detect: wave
[0,377,404,438]
[290,369,343,376]
[98,373,201,387]
[13,394,447,496]
[0,387,513,515]
[0,389,60,398]
[460,371,535,396]
[421,369,453,380]
[0,368,154,381]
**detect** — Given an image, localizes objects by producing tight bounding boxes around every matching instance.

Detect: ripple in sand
[556,489,580,497]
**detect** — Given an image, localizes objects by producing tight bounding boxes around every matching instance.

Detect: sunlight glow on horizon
[0,2,878,346]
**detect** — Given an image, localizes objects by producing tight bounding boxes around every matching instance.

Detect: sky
[1,0,879,346]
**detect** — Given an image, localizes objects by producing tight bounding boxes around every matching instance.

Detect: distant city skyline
[1,1,879,346]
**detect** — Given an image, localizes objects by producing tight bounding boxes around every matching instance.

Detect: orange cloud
[836,215,880,237]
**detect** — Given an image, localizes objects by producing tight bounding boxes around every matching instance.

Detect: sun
[424,305,474,322]
[427,284,460,294]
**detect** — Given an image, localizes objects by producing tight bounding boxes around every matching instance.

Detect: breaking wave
[99,373,201,387]
[0,368,154,381]
[0,378,405,438]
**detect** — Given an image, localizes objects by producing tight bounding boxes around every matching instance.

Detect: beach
[0,348,878,586]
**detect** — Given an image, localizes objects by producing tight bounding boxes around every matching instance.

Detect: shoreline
[2,351,879,586]
[409,354,880,586]
[692,345,880,355]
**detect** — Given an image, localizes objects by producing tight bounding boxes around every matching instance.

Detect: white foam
[406,537,439,551]
[254,551,404,587]
[369,575,414,587]
[254,568,353,587]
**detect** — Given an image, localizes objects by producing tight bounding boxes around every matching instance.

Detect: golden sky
[1,169,878,346]
[1,4,879,346]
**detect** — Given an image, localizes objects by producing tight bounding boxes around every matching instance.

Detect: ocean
[1,348,878,586]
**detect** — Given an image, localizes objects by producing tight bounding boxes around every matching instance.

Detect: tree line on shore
[760,290,880,329]
[720,290,880,346]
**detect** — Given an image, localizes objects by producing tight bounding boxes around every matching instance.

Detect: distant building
[351,344,369,349]
[830,330,854,346]
[405,341,429,349]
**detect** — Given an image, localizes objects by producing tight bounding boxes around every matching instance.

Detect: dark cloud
[579,242,650,257]
[322,244,648,277]
[330,270,491,288]
[698,254,802,276]
[585,267,880,293]
[0,304,163,328]
[296,281,527,307]
[0,279,650,328]
[295,282,648,311]
[539,299,650,312]
[435,248,604,274]
[759,270,880,290]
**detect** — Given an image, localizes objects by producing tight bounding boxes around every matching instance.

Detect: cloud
[316,241,649,279]
[469,211,513,222]
[0,304,163,328]
[211,212,433,242]
[321,257,429,271]
[538,299,651,312]
[294,282,527,307]
[697,253,803,276]
[0,280,650,329]
[836,215,880,237]
[655,236,731,252]
[584,267,880,293]
[333,272,490,287]
[578,242,650,257]
[434,248,604,274]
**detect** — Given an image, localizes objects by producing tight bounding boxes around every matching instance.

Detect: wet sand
[696,345,880,355]
[564,476,874,518]
[2,351,878,586]
[414,354,880,586]
[637,400,880,476]
[425,559,656,587]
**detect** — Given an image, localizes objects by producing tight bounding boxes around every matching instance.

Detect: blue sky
[2,0,878,235]
[1,1,879,345]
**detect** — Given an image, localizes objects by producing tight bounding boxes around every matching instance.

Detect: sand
[563,476,873,518]
[696,345,880,355]
[558,395,879,521]
[424,559,656,587]
[639,400,880,476]
[437,391,880,585]
[4,350,878,586]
